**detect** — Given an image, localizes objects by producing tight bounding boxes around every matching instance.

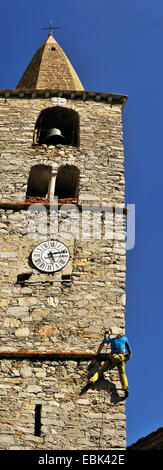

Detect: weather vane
[42,19,61,35]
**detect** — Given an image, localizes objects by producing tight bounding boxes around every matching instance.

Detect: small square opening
[35,404,42,437]
[61,274,71,288]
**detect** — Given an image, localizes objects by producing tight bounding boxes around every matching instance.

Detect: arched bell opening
[33,106,80,147]
[26,164,52,201]
[54,164,80,201]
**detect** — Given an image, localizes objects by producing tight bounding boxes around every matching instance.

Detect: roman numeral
[47,264,52,271]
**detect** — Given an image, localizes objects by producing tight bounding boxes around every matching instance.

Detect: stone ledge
[0,350,109,361]
[0,89,128,107]
[0,201,128,215]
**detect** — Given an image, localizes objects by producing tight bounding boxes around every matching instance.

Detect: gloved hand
[125,354,132,362]
[104,328,112,338]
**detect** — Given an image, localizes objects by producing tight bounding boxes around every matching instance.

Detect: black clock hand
[51,250,66,255]
[48,250,67,257]
[43,250,68,261]
[48,251,56,261]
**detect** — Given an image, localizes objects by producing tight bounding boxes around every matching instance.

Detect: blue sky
[1,0,163,447]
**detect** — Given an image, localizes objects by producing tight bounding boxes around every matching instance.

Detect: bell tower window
[26,164,52,200]
[33,106,80,147]
[26,164,80,202]
[54,164,80,200]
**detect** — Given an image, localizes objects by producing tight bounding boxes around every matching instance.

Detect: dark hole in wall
[61,274,71,288]
[55,164,80,199]
[16,273,32,287]
[35,404,42,436]
[34,106,80,147]
[26,164,52,198]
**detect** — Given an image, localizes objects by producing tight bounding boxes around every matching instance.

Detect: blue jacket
[104,335,132,355]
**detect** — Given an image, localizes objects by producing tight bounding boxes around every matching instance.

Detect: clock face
[31,240,70,273]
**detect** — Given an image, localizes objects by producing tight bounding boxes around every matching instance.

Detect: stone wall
[0,210,126,351]
[0,359,126,450]
[0,95,127,449]
[0,98,125,204]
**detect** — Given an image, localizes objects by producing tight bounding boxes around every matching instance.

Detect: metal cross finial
[42,19,61,36]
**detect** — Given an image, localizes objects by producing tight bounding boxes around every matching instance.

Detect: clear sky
[1,0,163,447]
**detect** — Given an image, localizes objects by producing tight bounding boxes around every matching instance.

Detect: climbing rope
[98,330,129,449]
[98,354,129,449]
[99,380,111,449]
[99,343,111,449]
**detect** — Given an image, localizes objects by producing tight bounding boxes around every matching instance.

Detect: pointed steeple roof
[16,33,84,91]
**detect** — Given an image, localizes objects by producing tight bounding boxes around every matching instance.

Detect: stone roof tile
[16,33,84,91]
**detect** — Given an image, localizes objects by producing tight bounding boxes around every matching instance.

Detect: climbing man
[89,331,132,398]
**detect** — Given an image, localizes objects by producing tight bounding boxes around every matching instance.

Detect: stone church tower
[0,29,128,450]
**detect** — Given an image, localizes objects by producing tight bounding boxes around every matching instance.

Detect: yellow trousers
[90,354,128,390]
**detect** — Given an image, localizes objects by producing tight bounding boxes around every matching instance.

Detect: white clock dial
[31,240,70,273]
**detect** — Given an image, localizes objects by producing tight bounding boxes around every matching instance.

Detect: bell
[43,128,65,145]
